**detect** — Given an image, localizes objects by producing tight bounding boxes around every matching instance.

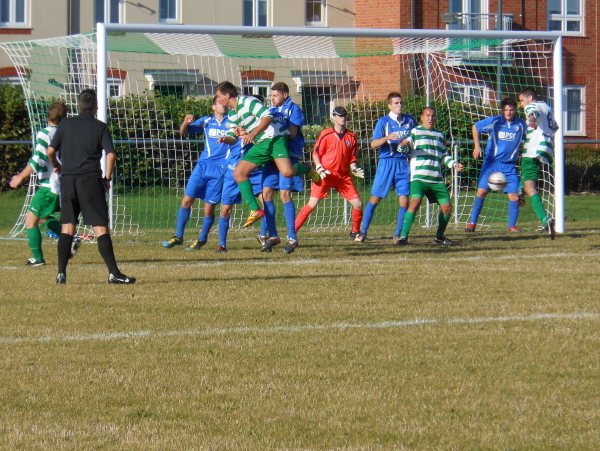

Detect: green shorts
[520,157,541,182]
[409,180,451,206]
[242,135,289,167]
[28,186,60,219]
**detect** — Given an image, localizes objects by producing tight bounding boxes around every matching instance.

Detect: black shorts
[60,174,109,226]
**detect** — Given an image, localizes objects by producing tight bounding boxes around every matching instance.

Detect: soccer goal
[0,25,564,240]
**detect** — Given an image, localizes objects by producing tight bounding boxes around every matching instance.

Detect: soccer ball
[487,172,507,192]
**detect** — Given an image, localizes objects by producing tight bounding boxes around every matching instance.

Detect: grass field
[1,191,600,448]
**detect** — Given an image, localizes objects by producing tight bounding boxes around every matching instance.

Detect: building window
[548,0,584,36]
[94,0,122,25]
[159,0,178,23]
[549,85,585,136]
[243,0,269,27]
[302,86,331,125]
[107,79,123,98]
[242,80,270,102]
[448,83,491,106]
[305,0,326,26]
[448,0,488,31]
[0,0,27,26]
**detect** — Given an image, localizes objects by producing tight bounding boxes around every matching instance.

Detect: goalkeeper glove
[350,165,365,179]
[315,164,331,179]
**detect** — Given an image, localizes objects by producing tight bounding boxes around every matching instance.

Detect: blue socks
[360,201,377,235]
[283,201,297,240]
[218,216,230,248]
[469,196,485,225]
[508,200,519,228]
[175,207,191,239]
[263,200,278,237]
[199,215,215,242]
[394,206,407,237]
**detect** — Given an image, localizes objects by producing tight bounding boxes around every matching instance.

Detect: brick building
[0,0,597,142]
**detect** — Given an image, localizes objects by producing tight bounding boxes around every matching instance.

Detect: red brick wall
[354,0,599,142]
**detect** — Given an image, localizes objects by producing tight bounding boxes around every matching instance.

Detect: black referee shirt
[50,112,115,177]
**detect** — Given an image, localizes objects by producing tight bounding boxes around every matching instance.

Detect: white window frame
[448,83,491,106]
[448,0,489,31]
[107,78,123,98]
[547,0,584,37]
[243,0,270,27]
[241,79,271,102]
[159,0,180,24]
[0,0,28,27]
[549,85,585,136]
[94,0,123,25]
[305,0,326,27]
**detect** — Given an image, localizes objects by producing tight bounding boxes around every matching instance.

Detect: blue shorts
[478,160,519,194]
[221,167,264,205]
[184,160,226,204]
[261,157,303,192]
[371,158,410,198]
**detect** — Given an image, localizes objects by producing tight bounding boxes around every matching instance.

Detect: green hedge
[3,89,600,193]
[0,84,31,191]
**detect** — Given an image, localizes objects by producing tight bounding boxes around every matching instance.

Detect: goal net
[0,26,562,241]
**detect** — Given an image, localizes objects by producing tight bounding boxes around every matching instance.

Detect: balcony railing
[442,13,515,66]
[443,12,514,32]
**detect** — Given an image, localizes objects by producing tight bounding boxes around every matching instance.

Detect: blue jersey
[270,97,305,159]
[187,115,231,164]
[475,115,527,164]
[372,112,417,159]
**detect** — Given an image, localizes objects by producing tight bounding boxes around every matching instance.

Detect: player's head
[211,95,227,115]
[386,92,403,115]
[332,106,347,127]
[48,100,67,125]
[500,97,517,121]
[270,82,289,107]
[215,81,238,108]
[420,107,436,129]
[78,89,97,113]
[518,88,537,108]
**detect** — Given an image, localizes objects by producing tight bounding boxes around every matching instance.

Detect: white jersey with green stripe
[29,125,60,194]
[227,95,275,143]
[404,125,456,183]
[523,101,558,164]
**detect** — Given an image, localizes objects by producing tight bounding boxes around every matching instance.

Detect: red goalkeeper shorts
[310,173,360,201]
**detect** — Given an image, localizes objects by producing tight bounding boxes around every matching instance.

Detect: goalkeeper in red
[214,81,317,228]
[294,106,364,240]
[397,107,463,245]
[518,88,558,239]
[465,97,527,232]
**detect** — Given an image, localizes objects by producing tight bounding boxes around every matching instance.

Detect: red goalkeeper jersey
[313,128,358,176]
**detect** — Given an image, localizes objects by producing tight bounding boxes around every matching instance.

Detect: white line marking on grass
[0,312,597,346]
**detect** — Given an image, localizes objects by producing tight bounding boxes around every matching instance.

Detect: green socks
[238,179,260,211]
[293,162,311,176]
[530,193,548,226]
[26,227,43,262]
[436,212,451,239]
[45,216,61,235]
[400,211,415,239]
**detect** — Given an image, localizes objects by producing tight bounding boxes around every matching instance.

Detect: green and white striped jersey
[404,125,456,183]
[523,101,558,164]
[29,125,60,194]
[226,95,275,142]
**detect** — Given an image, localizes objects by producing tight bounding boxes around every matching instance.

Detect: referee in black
[48,89,135,284]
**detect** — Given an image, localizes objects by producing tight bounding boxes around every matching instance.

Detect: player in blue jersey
[355,92,417,244]
[259,82,306,254]
[465,97,527,233]
[163,96,229,250]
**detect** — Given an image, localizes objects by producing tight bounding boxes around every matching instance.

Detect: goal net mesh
[0,30,556,240]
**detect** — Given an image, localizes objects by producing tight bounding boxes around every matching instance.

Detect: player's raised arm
[472,124,482,159]
[179,114,195,137]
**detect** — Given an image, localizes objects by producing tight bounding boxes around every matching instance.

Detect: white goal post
[1,24,564,239]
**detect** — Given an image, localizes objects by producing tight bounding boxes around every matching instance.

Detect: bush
[0,84,31,191]
[565,147,600,193]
